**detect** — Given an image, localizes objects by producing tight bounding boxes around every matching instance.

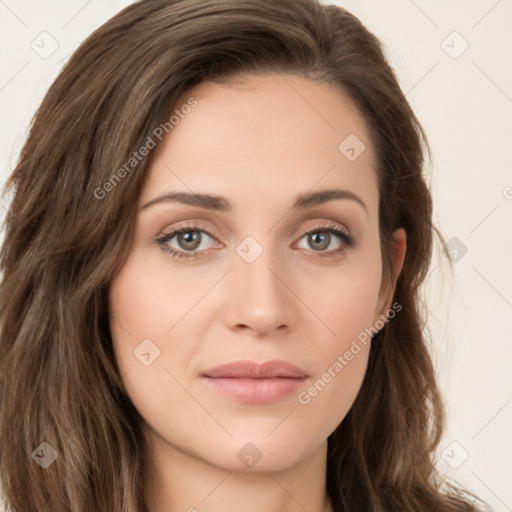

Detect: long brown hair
[0,0,489,510]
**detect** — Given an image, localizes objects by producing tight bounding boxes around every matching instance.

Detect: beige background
[0,1,511,510]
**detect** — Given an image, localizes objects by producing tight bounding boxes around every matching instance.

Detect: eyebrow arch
[141,188,368,216]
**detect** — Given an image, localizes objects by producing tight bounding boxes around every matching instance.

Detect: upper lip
[201,359,308,379]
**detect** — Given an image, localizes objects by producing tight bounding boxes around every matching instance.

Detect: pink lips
[201,360,309,404]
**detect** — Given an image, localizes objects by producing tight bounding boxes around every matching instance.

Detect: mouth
[200,359,309,404]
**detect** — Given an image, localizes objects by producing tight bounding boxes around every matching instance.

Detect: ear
[376,228,406,318]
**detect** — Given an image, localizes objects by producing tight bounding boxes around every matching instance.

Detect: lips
[201,359,308,379]
[201,360,309,403]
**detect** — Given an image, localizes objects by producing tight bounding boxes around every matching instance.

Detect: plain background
[0,1,511,510]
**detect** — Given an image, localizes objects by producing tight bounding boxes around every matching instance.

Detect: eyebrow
[141,188,368,216]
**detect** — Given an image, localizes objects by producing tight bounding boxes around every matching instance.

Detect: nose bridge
[224,235,296,334]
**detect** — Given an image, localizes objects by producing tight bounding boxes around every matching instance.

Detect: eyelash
[153,221,356,261]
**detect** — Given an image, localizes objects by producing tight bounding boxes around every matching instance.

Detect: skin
[108,73,406,512]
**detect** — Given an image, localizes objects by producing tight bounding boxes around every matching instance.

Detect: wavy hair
[0,0,488,510]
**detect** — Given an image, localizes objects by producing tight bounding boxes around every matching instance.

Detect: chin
[196,435,319,474]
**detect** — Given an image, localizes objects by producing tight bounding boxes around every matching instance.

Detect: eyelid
[156,217,352,240]
[156,220,220,242]
[294,220,352,241]
[154,220,221,250]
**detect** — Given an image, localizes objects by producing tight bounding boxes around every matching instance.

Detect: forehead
[139,73,378,218]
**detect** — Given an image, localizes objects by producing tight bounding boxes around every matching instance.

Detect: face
[108,73,405,473]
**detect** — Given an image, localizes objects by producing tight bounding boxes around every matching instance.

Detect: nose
[223,246,298,338]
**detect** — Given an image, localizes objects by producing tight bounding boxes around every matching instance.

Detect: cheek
[289,256,381,418]
[108,251,210,406]
[296,285,376,438]
[108,261,197,441]
[108,249,202,344]
[108,252,167,379]
[307,258,382,348]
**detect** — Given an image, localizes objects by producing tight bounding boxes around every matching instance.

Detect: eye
[154,223,218,260]
[154,221,356,261]
[294,221,356,258]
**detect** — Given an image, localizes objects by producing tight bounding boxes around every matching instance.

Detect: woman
[0,0,489,510]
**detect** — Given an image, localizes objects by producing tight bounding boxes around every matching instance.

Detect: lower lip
[202,376,307,403]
